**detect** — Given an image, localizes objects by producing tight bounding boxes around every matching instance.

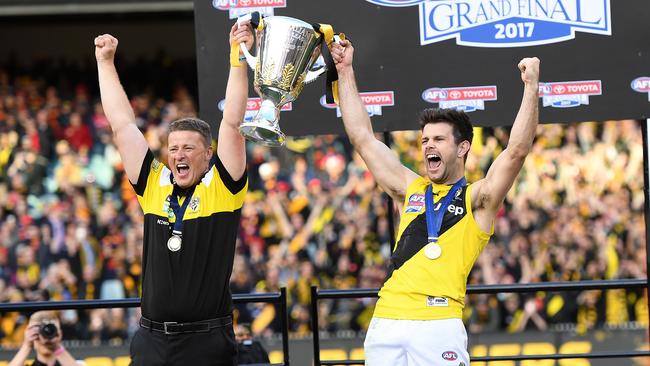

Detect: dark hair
[168,118,212,147]
[419,108,473,160]
[419,108,473,143]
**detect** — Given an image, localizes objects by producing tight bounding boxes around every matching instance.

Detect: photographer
[235,323,269,365]
[8,311,78,366]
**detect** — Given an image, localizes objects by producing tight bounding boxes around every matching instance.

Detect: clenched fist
[95,34,118,63]
[331,39,354,75]
[230,22,254,53]
[518,57,540,85]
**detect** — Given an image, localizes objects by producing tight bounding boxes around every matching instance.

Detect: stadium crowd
[0,57,646,348]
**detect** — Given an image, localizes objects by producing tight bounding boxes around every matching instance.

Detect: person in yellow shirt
[331,37,540,365]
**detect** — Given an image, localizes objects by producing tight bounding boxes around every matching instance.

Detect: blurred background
[0,1,648,365]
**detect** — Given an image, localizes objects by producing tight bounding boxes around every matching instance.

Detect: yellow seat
[114,356,131,366]
[268,350,284,364]
[83,357,114,366]
[320,349,348,366]
[349,347,364,360]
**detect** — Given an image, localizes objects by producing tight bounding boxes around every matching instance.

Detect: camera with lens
[39,321,58,340]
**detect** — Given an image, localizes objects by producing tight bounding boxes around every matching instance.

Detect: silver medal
[424,242,442,260]
[167,235,182,252]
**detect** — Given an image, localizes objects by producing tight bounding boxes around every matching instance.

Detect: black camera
[39,322,58,340]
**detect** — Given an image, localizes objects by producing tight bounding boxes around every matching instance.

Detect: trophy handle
[239,42,257,71]
[305,34,342,84]
[237,13,261,71]
[305,62,326,84]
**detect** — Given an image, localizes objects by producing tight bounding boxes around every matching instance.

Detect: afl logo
[442,351,458,361]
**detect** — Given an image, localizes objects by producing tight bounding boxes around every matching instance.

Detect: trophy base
[240,123,286,147]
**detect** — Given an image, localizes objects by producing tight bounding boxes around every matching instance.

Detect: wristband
[53,345,65,357]
[230,44,242,67]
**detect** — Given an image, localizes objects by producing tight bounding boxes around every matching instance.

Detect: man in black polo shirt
[94,22,253,366]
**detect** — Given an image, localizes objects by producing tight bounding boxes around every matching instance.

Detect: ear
[457,140,470,158]
[206,145,214,160]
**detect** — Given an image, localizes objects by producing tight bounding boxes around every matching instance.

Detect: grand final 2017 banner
[194,0,650,135]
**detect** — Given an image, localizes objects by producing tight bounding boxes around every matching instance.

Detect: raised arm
[332,40,419,202]
[471,57,540,232]
[217,22,253,181]
[95,34,148,185]
[8,325,37,366]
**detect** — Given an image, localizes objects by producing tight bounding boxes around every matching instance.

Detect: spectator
[235,323,270,366]
[8,311,78,366]
[0,56,646,348]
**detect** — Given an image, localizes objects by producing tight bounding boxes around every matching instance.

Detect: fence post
[310,285,321,366]
[280,287,290,366]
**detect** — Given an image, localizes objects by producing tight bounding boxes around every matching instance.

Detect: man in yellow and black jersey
[332,38,540,365]
[94,21,253,366]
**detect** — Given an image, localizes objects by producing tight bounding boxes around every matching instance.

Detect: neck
[432,170,465,185]
[36,353,55,366]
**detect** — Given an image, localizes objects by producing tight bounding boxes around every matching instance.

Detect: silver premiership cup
[239,16,329,147]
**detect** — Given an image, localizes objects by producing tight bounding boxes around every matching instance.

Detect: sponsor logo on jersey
[427,296,449,307]
[405,193,425,213]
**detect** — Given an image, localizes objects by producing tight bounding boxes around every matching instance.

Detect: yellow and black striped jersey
[374,176,492,320]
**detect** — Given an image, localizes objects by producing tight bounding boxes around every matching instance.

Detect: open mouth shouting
[175,163,190,182]
[426,152,442,171]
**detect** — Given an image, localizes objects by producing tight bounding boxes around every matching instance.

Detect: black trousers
[129,325,237,366]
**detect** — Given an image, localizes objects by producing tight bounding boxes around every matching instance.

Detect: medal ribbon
[424,177,466,243]
[168,185,197,237]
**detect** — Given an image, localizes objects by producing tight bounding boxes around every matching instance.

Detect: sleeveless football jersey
[374,176,493,320]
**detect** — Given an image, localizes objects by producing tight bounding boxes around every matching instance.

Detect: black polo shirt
[132,150,247,322]
[30,359,60,366]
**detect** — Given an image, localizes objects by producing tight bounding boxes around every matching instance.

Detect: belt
[139,315,232,335]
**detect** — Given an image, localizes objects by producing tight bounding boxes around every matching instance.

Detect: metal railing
[310,279,650,365]
[0,288,290,366]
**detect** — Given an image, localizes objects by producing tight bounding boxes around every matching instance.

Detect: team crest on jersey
[189,197,200,212]
[405,193,425,213]
[455,187,463,199]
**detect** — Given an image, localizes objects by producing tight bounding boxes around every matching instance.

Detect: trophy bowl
[239,16,329,147]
